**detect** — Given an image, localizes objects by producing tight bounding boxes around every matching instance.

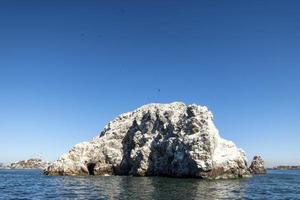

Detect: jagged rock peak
[249,155,267,174]
[45,102,250,179]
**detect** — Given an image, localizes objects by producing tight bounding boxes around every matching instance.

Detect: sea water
[0,169,299,199]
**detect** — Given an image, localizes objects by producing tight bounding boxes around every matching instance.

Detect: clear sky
[0,0,299,167]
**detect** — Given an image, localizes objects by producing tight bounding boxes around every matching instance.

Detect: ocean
[0,169,299,199]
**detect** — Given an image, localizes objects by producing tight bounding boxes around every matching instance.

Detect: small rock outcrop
[45,102,250,179]
[249,155,267,174]
[10,158,48,169]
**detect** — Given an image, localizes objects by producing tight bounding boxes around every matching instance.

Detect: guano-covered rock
[45,102,250,179]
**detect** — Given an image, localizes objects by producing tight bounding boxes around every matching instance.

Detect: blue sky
[0,0,299,166]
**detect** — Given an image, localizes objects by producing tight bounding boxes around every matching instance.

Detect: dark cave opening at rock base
[87,163,96,175]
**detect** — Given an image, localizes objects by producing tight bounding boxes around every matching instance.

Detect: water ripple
[0,170,299,199]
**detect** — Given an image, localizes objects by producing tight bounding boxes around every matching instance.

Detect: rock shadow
[87,163,96,175]
[116,111,199,178]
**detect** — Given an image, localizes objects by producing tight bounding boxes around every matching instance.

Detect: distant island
[272,166,300,170]
[0,158,48,170]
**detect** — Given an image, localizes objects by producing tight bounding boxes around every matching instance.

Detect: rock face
[249,155,266,174]
[10,158,48,169]
[45,102,250,179]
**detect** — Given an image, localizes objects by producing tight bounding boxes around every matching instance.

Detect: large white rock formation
[45,102,250,179]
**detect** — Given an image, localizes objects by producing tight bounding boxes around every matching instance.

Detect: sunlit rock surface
[249,155,267,174]
[45,102,250,179]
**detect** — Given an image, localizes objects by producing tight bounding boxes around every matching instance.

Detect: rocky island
[45,102,264,179]
[249,155,267,174]
[9,158,48,169]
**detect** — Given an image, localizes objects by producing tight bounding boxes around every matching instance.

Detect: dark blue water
[0,170,299,200]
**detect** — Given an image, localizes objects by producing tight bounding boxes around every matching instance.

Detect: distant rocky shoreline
[44,102,267,179]
[271,166,300,170]
[0,158,48,170]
